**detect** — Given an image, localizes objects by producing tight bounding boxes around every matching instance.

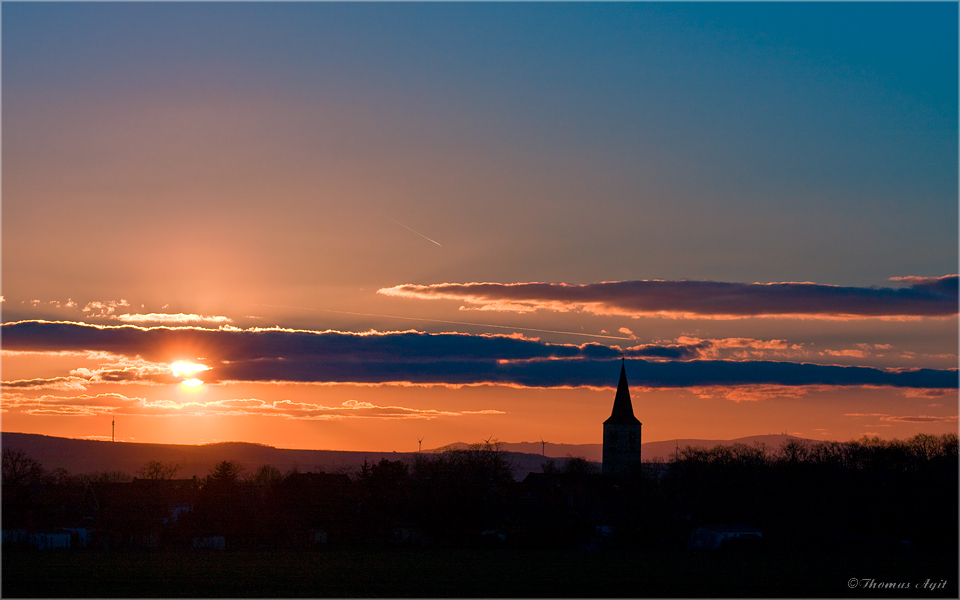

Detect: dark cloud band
[2,320,955,389]
[378,275,959,318]
[211,356,955,389]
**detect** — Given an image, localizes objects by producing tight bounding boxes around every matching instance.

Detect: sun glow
[171,361,210,377]
[173,361,210,387]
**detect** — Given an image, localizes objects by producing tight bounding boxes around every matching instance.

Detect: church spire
[604,359,640,425]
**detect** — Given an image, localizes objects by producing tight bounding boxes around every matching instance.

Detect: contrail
[246,303,631,341]
[379,211,442,247]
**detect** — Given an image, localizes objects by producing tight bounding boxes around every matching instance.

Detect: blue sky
[2,3,956,450]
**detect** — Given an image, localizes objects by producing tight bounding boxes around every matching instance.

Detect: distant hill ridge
[2,431,815,481]
[431,434,814,463]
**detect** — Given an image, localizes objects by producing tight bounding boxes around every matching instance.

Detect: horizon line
[1,430,919,453]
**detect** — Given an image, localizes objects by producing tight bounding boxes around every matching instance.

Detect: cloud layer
[2,320,955,389]
[0,391,499,420]
[378,275,959,319]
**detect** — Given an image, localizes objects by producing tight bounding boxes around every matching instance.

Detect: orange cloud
[1,376,89,391]
[115,313,232,324]
[821,349,867,358]
[901,388,956,398]
[1,391,501,421]
[687,384,835,402]
[1,392,144,416]
[671,336,805,361]
[844,412,958,423]
[379,276,958,319]
[82,299,131,316]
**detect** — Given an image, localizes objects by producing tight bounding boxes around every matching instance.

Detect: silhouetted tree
[46,467,76,486]
[81,470,132,483]
[191,460,254,544]
[356,459,411,543]
[664,434,959,551]
[137,460,182,480]
[561,456,601,476]
[248,464,282,486]
[775,438,813,464]
[2,448,46,486]
[205,460,243,486]
[1,451,91,531]
[410,446,513,544]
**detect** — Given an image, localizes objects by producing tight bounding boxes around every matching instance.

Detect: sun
[171,361,210,377]
[172,361,211,387]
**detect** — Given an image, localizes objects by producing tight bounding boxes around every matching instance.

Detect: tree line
[2,434,956,551]
[661,433,958,551]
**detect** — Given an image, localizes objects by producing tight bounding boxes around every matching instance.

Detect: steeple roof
[604,360,641,426]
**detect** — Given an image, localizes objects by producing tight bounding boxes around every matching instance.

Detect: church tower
[602,360,642,477]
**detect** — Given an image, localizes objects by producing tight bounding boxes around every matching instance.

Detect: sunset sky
[2,3,957,452]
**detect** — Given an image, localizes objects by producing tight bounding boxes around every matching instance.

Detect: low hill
[639,434,816,462]
[2,432,816,482]
[433,434,815,462]
[0,432,555,481]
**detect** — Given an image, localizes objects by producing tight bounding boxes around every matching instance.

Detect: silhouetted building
[602,360,642,477]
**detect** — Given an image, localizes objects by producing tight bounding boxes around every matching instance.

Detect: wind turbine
[539,437,547,456]
[417,437,423,453]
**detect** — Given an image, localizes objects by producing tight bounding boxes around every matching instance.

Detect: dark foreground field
[2,548,957,598]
